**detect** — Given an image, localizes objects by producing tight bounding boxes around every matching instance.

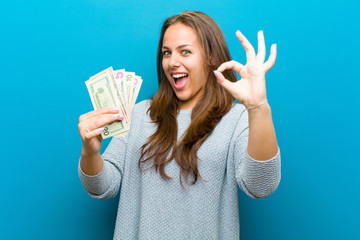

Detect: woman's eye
[163,51,170,56]
[182,50,190,54]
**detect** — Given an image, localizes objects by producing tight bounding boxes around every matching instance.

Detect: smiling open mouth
[172,73,188,90]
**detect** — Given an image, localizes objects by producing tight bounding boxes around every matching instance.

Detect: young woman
[78,11,281,239]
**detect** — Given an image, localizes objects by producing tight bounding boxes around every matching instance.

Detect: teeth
[172,73,188,78]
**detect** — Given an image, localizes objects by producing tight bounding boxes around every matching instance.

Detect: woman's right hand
[78,107,124,156]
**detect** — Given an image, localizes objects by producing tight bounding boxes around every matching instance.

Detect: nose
[169,53,181,68]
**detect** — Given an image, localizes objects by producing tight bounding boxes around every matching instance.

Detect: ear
[209,55,215,66]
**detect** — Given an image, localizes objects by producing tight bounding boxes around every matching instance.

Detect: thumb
[214,70,236,94]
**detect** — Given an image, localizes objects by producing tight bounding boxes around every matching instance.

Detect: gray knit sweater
[78,100,281,240]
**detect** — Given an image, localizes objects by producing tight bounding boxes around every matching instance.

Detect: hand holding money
[85,67,143,139]
[78,107,124,156]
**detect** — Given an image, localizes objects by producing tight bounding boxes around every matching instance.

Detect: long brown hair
[139,11,237,188]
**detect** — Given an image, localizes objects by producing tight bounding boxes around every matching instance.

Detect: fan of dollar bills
[85,66,142,139]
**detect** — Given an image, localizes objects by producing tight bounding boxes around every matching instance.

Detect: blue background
[1,0,358,239]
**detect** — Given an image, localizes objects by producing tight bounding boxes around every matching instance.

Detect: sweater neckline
[178,109,192,115]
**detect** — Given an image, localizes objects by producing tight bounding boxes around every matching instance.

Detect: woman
[78,11,281,239]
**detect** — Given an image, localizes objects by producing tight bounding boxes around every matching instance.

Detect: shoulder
[230,102,247,113]
[134,99,151,111]
[215,102,248,138]
[131,99,151,118]
[223,102,247,122]
[125,100,152,140]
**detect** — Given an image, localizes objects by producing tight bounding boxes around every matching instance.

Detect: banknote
[113,72,143,138]
[85,66,142,139]
[129,75,143,114]
[113,69,127,112]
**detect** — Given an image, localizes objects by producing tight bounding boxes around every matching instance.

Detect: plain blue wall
[1,0,358,239]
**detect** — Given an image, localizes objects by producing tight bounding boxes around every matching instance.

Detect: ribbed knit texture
[79,100,281,240]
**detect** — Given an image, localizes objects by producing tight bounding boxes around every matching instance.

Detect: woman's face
[162,23,208,110]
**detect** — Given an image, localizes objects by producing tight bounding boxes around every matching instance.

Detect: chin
[175,92,190,102]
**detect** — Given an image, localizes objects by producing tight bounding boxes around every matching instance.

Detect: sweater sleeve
[78,135,128,200]
[233,108,281,199]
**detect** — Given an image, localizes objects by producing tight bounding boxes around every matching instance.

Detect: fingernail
[113,108,120,113]
[113,114,124,119]
[99,128,105,133]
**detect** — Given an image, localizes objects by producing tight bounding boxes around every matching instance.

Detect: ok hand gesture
[214,30,277,109]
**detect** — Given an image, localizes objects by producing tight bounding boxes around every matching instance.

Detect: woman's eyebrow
[162,44,193,50]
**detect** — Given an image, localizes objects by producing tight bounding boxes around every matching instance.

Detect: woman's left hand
[214,30,277,108]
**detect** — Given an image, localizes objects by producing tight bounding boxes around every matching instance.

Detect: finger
[257,30,266,63]
[236,30,256,62]
[217,60,244,73]
[84,127,105,140]
[214,70,236,93]
[263,44,277,72]
[89,113,124,130]
[79,107,120,122]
